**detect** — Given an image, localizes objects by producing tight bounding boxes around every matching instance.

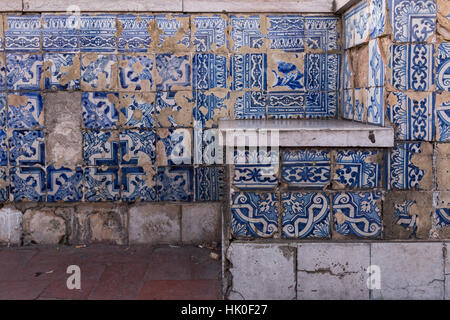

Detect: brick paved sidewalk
[0,245,222,300]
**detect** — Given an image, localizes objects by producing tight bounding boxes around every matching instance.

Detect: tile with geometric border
[304,53,339,92]
[231,192,278,238]
[233,163,278,190]
[0,168,8,202]
[230,15,265,52]
[267,15,303,52]
[46,166,83,202]
[193,90,230,128]
[83,130,119,166]
[81,54,118,91]
[231,53,267,91]
[281,149,330,188]
[192,14,227,52]
[84,167,120,202]
[80,15,116,52]
[267,91,304,119]
[6,53,43,91]
[120,130,156,166]
[157,166,193,202]
[194,166,225,201]
[82,92,119,129]
[5,15,41,52]
[367,86,384,126]
[268,53,303,91]
[9,166,46,202]
[304,16,339,52]
[156,91,194,128]
[193,53,227,90]
[305,91,337,118]
[389,0,436,42]
[387,91,435,141]
[333,191,382,238]
[389,44,434,92]
[154,14,191,50]
[436,42,450,92]
[234,91,266,120]
[156,128,192,165]
[155,53,191,91]
[334,150,382,189]
[118,54,154,91]
[282,192,330,238]
[8,130,45,166]
[387,142,429,190]
[436,92,450,142]
[119,93,155,129]
[7,92,43,129]
[43,53,80,90]
[117,14,153,52]
[42,15,79,52]
[121,166,157,202]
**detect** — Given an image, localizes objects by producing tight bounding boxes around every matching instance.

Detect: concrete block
[22,208,66,244]
[23,0,182,11]
[297,243,370,300]
[226,243,296,300]
[43,92,83,166]
[371,242,445,300]
[0,205,22,245]
[181,203,221,245]
[0,0,22,11]
[183,0,334,12]
[129,203,181,245]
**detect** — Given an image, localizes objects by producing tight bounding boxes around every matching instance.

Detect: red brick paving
[0,245,222,300]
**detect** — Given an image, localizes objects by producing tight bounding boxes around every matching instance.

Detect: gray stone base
[226,241,450,300]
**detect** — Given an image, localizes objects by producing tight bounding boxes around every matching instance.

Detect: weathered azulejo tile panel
[193,90,229,127]
[9,130,45,166]
[192,15,227,52]
[368,38,385,87]
[118,54,154,91]
[267,91,304,119]
[0,95,6,127]
[436,42,450,92]
[193,53,227,90]
[231,192,278,238]
[367,86,384,126]
[268,53,304,91]
[81,54,118,91]
[7,92,44,129]
[304,53,339,92]
[0,130,7,166]
[369,0,387,38]
[233,151,278,190]
[333,191,383,238]
[194,166,225,201]
[121,166,157,202]
[387,91,435,141]
[231,53,267,91]
[344,1,369,49]
[267,15,304,52]
[10,166,46,202]
[6,53,43,90]
[154,14,190,49]
[305,91,337,118]
[43,53,80,90]
[47,166,83,202]
[389,0,436,42]
[389,44,434,91]
[84,167,120,201]
[42,15,79,52]
[82,92,119,129]
[83,130,119,166]
[334,150,382,189]
[120,130,156,166]
[5,16,41,52]
[156,91,193,127]
[436,92,450,141]
[0,168,9,202]
[156,128,192,165]
[234,91,266,120]
[282,192,330,238]
[230,15,265,51]
[281,149,330,188]
[80,15,116,52]
[119,93,155,128]
[117,14,153,52]
[304,16,339,52]
[157,166,193,202]
[387,142,425,190]
[155,53,191,91]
